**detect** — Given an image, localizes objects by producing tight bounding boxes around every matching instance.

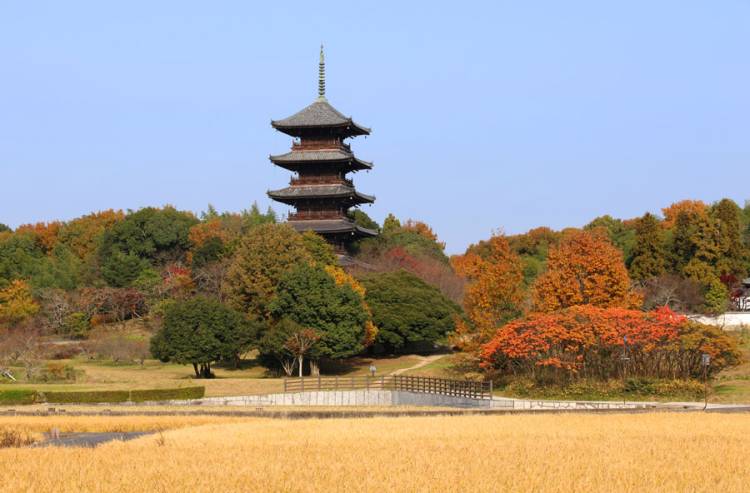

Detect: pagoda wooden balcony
[288,211,347,221]
[290,176,353,187]
[292,140,351,152]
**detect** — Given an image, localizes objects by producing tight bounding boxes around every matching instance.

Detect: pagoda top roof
[287,218,378,238]
[271,99,370,137]
[267,184,375,205]
[269,149,372,171]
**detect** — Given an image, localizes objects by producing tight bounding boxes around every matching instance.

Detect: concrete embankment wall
[173,390,491,408]
[689,312,750,329]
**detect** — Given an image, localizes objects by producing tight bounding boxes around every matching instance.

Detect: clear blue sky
[2,1,748,254]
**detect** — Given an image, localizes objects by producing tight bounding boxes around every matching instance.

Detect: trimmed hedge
[129,386,205,402]
[43,390,130,404]
[41,386,205,404]
[0,389,38,405]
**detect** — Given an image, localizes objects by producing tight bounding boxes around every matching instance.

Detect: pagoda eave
[271,122,370,138]
[269,151,372,171]
[287,218,378,237]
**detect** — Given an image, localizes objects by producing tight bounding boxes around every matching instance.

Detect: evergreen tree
[711,198,747,278]
[222,224,312,319]
[150,298,257,378]
[628,213,666,281]
[361,270,461,352]
[350,210,380,232]
[382,213,401,235]
[585,215,636,263]
[268,263,368,360]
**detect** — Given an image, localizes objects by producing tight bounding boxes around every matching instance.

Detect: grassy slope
[712,330,750,403]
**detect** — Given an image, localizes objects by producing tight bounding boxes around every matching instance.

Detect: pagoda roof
[271,99,371,137]
[267,184,375,205]
[269,149,373,171]
[287,218,378,237]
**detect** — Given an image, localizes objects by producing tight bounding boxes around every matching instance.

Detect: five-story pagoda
[268,46,377,252]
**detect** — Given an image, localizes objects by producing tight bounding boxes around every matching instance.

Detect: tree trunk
[298,356,304,378]
[310,360,320,377]
[192,363,200,378]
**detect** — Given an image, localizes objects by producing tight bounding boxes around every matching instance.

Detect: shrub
[481,305,742,384]
[34,363,79,382]
[62,312,91,339]
[502,377,704,401]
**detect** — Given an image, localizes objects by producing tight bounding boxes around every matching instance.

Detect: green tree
[585,215,636,263]
[628,213,667,281]
[300,231,337,265]
[359,220,448,263]
[241,202,277,231]
[222,224,313,319]
[351,210,380,232]
[711,198,747,277]
[0,224,10,233]
[0,232,45,288]
[704,278,729,314]
[99,206,198,270]
[32,244,83,290]
[268,263,368,360]
[361,270,461,352]
[101,251,148,288]
[150,298,256,378]
[382,213,401,235]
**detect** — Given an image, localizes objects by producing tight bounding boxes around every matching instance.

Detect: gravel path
[390,355,445,375]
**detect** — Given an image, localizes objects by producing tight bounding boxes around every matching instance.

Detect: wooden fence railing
[283,375,492,400]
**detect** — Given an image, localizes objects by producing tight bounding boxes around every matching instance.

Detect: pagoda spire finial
[317,44,326,101]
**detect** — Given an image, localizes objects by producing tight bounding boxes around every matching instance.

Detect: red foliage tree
[480,305,739,382]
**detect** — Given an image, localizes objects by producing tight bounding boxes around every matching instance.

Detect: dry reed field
[1,413,749,492]
[0,414,250,434]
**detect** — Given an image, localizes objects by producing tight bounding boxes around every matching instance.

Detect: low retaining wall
[689,312,750,329]
[169,390,491,408]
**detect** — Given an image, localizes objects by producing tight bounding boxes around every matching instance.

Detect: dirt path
[390,355,444,376]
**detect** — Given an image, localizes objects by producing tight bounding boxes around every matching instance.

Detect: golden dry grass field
[1,413,749,492]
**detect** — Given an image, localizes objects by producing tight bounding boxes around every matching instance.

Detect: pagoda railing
[292,140,350,152]
[290,176,353,187]
[288,211,347,221]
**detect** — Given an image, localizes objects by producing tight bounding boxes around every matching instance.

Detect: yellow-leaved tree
[0,280,39,326]
[451,234,526,351]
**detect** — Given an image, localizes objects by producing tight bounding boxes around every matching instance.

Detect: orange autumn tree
[452,234,526,349]
[661,200,708,229]
[532,229,640,312]
[15,221,62,253]
[402,220,446,250]
[57,210,125,259]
